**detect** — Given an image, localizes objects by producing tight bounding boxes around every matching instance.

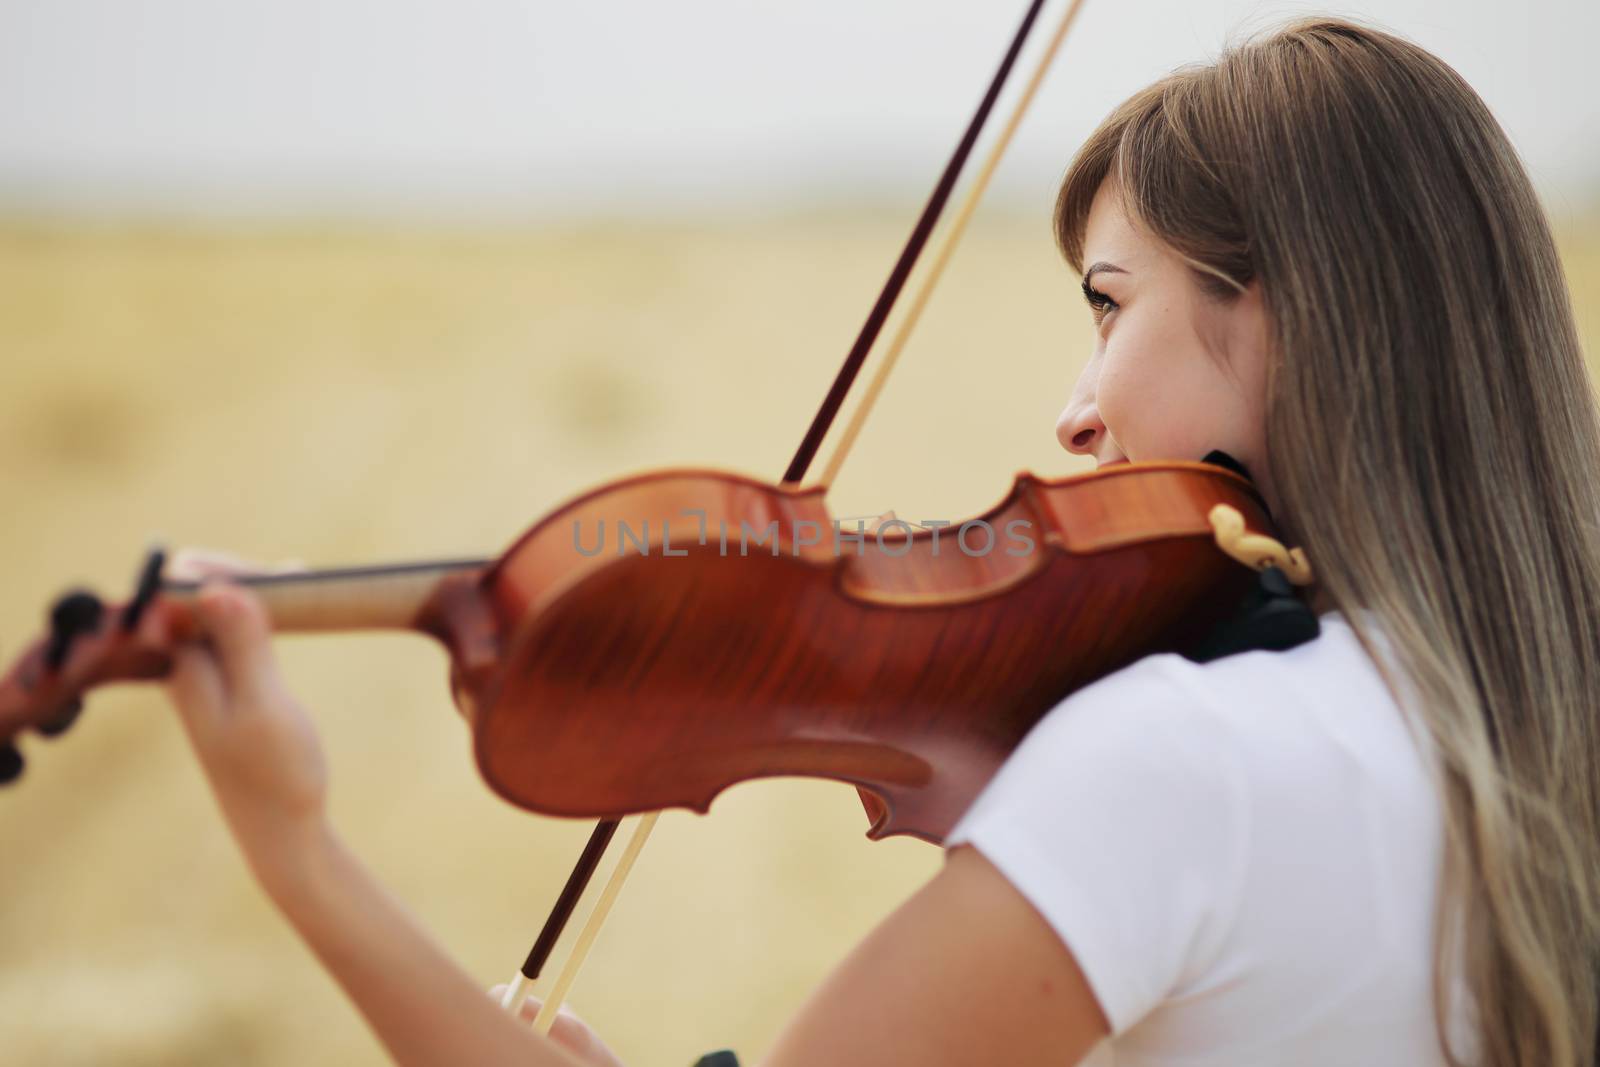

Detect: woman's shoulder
[950,605,1441,944]
[1107,607,1396,705]
[1048,608,1416,761]
[946,608,1447,1042]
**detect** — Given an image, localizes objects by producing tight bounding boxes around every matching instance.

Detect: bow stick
[499,0,1088,1033]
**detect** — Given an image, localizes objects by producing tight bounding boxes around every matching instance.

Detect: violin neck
[160,558,491,634]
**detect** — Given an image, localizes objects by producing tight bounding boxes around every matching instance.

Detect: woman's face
[1056,181,1278,514]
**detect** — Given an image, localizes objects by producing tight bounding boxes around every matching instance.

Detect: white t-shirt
[944,609,1474,1065]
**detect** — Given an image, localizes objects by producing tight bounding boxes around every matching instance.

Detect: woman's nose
[1056,403,1106,456]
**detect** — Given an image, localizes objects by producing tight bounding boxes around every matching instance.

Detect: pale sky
[0,0,1595,220]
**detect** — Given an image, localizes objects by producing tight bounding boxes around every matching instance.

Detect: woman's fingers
[488,984,533,1013]
[168,547,255,581]
[168,546,308,583]
[167,640,228,737]
[486,985,617,1064]
[192,583,280,704]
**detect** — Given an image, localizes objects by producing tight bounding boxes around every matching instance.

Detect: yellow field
[1,211,1597,1066]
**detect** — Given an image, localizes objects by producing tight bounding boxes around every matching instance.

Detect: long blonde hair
[1055,18,1600,1066]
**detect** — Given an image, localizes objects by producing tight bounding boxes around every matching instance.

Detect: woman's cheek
[1093,349,1140,455]
[1097,345,1205,461]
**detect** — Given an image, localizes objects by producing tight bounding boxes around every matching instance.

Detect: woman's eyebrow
[1083,261,1129,286]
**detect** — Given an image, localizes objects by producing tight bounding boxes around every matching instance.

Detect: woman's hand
[486,986,629,1067]
[162,548,327,888]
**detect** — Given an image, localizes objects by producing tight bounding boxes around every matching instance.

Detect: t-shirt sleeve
[943,655,1251,1035]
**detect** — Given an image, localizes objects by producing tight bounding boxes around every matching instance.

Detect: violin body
[436,460,1272,843]
[0,0,1290,852]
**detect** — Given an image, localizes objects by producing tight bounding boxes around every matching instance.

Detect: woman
[164,17,1600,1066]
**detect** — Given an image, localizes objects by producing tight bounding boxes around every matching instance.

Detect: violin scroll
[0,546,203,784]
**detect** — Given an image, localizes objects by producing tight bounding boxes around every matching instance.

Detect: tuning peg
[44,589,104,672]
[122,545,167,632]
[0,741,23,785]
[36,696,84,738]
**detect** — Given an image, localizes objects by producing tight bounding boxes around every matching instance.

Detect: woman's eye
[1081,280,1120,324]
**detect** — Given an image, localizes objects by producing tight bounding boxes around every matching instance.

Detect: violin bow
[500,0,1089,1038]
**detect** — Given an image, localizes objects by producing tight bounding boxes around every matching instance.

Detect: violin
[0,0,1320,1051]
[0,461,1298,839]
[0,460,1314,1044]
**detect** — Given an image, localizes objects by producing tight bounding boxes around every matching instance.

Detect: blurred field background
[4,0,1599,1064]
[1,203,1597,1067]
[0,210,1113,1066]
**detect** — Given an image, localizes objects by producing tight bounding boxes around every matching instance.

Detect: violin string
[816,0,1088,491]
[158,557,490,591]
[780,0,1053,486]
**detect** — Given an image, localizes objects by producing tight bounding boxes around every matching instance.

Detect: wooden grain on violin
[467,461,1271,844]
